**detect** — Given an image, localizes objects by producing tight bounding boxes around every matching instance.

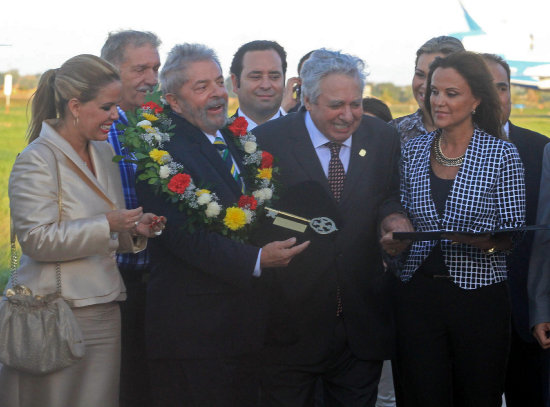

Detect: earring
[73,116,79,127]
[472,109,476,115]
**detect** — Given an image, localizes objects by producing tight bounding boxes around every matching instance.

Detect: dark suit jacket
[253,110,403,364]
[137,112,266,360]
[507,122,549,341]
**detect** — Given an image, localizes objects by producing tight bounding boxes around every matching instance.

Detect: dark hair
[362,97,393,122]
[100,30,161,67]
[415,36,464,67]
[297,50,315,75]
[481,53,511,83]
[27,54,120,143]
[230,40,287,86]
[425,51,503,139]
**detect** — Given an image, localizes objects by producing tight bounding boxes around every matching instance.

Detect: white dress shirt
[304,111,352,176]
[237,108,285,131]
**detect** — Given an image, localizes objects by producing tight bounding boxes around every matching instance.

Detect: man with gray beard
[101,29,161,407]
[136,43,309,406]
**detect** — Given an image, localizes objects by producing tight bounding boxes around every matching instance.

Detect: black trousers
[395,274,510,407]
[504,327,550,406]
[119,266,151,407]
[149,354,261,407]
[261,318,383,407]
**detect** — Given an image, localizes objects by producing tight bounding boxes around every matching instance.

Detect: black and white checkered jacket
[400,128,526,289]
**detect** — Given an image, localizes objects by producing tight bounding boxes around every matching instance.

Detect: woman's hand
[135,214,167,238]
[106,207,144,233]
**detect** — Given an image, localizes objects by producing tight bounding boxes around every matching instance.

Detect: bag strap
[10,145,63,295]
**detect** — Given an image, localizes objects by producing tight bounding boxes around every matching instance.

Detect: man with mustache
[253,49,411,406]
[136,43,309,407]
[100,29,161,407]
[230,40,287,131]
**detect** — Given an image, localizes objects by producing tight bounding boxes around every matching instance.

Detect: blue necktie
[213,135,244,193]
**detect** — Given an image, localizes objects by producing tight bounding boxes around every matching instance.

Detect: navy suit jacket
[137,112,266,359]
[507,122,548,341]
[253,110,403,364]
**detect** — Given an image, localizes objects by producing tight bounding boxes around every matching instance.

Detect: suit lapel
[340,127,369,204]
[89,141,111,195]
[169,113,243,199]
[287,116,333,199]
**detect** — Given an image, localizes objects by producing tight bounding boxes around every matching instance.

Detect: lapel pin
[359,149,367,157]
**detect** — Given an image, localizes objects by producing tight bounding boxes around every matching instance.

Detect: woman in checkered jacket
[392,51,525,406]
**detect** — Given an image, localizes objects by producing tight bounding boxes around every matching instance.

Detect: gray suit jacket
[529,143,550,329]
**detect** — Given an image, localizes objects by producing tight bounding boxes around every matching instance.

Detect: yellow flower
[142,113,159,122]
[257,168,273,180]
[223,207,247,231]
[149,149,170,164]
[196,189,211,196]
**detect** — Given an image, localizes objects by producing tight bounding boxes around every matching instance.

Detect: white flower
[243,209,254,224]
[244,141,257,154]
[205,202,221,218]
[252,187,273,203]
[159,165,170,179]
[136,120,152,128]
[197,192,212,205]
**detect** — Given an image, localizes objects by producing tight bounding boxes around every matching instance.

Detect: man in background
[101,29,162,407]
[230,40,287,131]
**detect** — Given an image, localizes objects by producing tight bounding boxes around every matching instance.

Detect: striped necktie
[213,135,244,193]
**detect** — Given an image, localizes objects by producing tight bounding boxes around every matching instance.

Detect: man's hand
[260,237,310,268]
[379,212,414,256]
[533,322,550,349]
[281,77,301,113]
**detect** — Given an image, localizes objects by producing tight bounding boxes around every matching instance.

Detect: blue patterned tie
[213,135,244,193]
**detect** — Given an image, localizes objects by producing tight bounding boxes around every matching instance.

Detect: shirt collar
[237,108,284,131]
[304,111,352,149]
[116,106,128,125]
[503,121,510,137]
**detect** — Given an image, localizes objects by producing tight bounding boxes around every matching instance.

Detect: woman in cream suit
[0,54,165,407]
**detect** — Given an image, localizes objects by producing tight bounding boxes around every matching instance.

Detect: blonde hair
[26,54,120,143]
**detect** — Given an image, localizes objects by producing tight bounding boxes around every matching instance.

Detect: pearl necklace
[432,133,464,167]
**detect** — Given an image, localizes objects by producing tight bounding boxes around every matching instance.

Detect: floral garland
[115,91,277,242]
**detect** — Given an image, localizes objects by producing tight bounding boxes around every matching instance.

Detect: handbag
[0,148,85,375]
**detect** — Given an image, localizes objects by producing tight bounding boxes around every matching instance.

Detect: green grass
[0,97,30,291]
[0,97,549,293]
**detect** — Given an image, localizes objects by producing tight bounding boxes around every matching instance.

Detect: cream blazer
[8,121,146,307]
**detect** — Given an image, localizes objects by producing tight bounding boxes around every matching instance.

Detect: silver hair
[100,30,161,67]
[160,43,221,95]
[300,49,367,104]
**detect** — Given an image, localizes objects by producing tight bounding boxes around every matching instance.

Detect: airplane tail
[449,1,485,40]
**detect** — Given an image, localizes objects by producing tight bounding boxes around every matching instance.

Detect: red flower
[142,101,163,114]
[228,117,248,136]
[260,151,274,169]
[238,195,258,210]
[167,173,191,194]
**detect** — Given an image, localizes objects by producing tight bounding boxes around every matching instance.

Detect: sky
[2,0,550,86]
